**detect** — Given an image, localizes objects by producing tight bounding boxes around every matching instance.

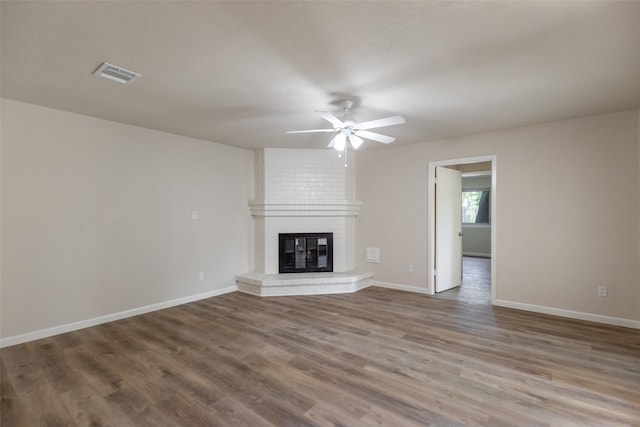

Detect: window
[462,189,490,224]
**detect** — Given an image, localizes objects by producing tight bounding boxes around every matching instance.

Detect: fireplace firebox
[279,233,333,273]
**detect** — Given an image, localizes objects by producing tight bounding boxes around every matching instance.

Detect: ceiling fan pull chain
[344,145,348,168]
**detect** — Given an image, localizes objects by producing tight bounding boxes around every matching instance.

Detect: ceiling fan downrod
[340,99,354,117]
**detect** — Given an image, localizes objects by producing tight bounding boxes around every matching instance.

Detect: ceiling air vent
[93,62,141,84]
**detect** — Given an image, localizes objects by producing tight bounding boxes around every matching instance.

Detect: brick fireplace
[236,148,372,296]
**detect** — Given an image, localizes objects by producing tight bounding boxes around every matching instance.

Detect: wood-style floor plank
[2,257,639,426]
[0,359,29,427]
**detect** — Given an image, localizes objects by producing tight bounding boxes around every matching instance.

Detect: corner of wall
[1,99,255,340]
[637,109,640,319]
[0,98,4,337]
[254,148,265,200]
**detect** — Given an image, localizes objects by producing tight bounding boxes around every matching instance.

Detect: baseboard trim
[0,285,238,348]
[494,299,640,330]
[373,280,432,295]
[6,285,635,347]
[462,252,491,258]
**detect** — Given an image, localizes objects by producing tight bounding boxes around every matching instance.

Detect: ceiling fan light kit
[286,99,405,151]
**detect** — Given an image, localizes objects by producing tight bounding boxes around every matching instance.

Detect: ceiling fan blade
[286,129,337,134]
[356,115,405,130]
[354,130,396,144]
[315,110,344,128]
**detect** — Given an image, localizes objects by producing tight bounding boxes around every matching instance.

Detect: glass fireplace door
[279,233,333,273]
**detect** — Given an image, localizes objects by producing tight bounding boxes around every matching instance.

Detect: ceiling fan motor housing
[340,99,354,110]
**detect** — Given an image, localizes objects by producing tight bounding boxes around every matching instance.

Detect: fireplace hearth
[279,233,333,273]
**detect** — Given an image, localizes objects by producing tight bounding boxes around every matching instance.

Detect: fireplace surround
[236,148,372,296]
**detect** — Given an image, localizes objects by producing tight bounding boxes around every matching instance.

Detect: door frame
[427,155,497,303]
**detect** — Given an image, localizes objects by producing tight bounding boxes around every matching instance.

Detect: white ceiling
[2,1,640,151]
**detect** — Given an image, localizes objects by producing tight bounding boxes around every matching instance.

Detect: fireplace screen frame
[278,233,333,274]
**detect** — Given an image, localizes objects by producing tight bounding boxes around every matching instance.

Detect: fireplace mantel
[249,199,362,217]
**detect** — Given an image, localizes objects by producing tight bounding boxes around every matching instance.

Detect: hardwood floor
[439,256,492,304]
[2,263,639,426]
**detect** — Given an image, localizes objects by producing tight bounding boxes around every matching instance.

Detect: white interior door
[435,166,462,292]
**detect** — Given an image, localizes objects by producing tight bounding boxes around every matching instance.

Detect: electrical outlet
[192,210,198,220]
[199,272,204,281]
[597,286,607,297]
[408,264,414,273]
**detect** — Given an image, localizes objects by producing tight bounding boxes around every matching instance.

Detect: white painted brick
[251,148,359,274]
[263,148,346,201]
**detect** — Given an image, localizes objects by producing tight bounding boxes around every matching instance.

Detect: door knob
[459,232,464,236]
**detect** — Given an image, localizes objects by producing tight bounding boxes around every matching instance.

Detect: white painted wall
[462,175,491,189]
[1,99,254,341]
[461,226,491,257]
[356,109,640,324]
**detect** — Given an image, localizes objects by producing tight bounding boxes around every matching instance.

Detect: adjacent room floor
[437,256,491,304]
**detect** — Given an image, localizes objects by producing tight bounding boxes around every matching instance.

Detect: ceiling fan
[286,100,405,151]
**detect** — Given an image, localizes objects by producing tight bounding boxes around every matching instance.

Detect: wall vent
[93,62,141,84]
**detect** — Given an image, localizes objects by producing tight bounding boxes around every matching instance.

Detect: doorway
[435,256,492,304]
[427,155,496,303]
